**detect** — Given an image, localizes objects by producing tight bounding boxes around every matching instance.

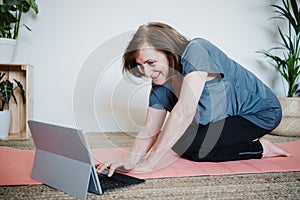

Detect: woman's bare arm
[100,106,167,176]
[127,107,167,165]
[140,71,208,168]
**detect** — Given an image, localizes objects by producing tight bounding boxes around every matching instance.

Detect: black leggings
[172,116,269,162]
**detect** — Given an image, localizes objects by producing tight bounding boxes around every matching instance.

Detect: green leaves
[26,0,39,14]
[3,0,39,14]
[13,79,25,102]
[0,4,17,38]
[0,0,39,39]
[258,0,300,97]
[271,0,299,35]
[0,79,14,104]
[0,72,25,111]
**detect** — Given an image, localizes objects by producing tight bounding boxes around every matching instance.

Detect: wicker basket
[271,97,300,136]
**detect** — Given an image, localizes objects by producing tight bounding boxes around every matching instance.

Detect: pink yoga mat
[0,147,40,185]
[0,140,300,186]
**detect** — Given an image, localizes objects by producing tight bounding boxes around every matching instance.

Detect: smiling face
[135,45,170,85]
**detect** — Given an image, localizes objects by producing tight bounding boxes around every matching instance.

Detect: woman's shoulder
[183,38,215,55]
[188,38,212,47]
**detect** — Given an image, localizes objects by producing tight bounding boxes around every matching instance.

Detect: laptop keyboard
[98,173,128,191]
[97,169,145,192]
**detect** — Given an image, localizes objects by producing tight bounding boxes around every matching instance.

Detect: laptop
[28,120,145,200]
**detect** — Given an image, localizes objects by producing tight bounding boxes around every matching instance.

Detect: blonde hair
[123,22,189,77]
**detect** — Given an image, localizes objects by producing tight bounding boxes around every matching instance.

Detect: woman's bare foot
[259,137,291,158]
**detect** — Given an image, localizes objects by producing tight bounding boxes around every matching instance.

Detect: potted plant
[0,0,38,63]
[258,0,300,136]
[0,72,25,138]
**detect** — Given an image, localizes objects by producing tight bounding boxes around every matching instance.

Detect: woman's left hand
[133,149,180,173]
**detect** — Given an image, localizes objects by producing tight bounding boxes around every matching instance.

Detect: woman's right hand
[96,156,135,177]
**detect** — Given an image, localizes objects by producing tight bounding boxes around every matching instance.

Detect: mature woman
[97,22,290,177]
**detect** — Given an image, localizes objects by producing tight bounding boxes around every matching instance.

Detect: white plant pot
[0,110,11,138]
[0,38,17,63]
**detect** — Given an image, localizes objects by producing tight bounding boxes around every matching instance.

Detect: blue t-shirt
[149,38,282,130]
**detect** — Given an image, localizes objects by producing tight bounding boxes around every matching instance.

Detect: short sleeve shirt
[149,38,282,130]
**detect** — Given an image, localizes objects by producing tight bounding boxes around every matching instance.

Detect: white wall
[12,0,284,132]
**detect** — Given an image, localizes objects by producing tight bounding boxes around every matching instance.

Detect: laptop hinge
[88,166,103,194]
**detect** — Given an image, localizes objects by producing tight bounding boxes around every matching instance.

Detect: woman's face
[135,45,170,85]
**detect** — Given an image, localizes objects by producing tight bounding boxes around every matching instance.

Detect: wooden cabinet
[0,64,33,140]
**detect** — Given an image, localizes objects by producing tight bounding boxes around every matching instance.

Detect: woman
[97,22,290,177]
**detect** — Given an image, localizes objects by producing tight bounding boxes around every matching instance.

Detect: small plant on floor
[0,72,25,111]
[257,0,300,97]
